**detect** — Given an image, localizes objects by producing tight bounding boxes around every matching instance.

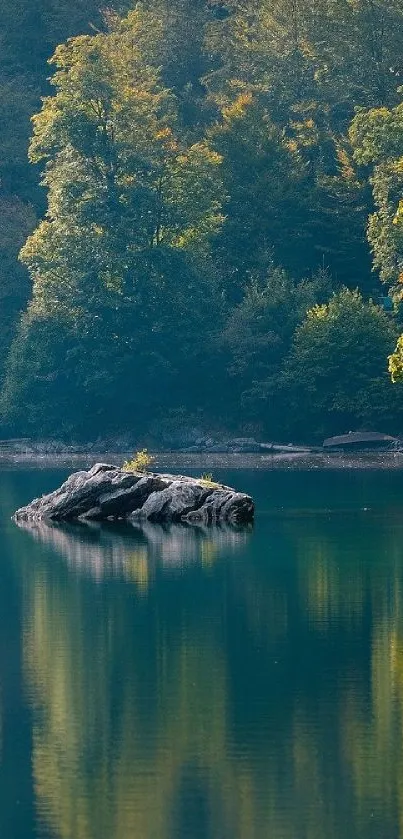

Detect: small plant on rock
[198,472,220,488]
[123,449,155,473]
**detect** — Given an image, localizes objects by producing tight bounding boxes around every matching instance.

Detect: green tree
[0,198,36,383]
[0,0,108,384]
[389,334,403,382]
[283,288,403,440]
[221,266,331,434]
[206,0,403,119]
[205,0,403,290]
[1,10,224,436]
[210,93,314,291]
[350,100,403,287]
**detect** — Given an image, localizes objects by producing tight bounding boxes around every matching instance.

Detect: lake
[1,463,403,839]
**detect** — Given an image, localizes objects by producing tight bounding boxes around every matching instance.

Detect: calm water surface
[1,466,403,839]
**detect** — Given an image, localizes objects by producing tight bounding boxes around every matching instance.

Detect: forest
[3,0,403,442]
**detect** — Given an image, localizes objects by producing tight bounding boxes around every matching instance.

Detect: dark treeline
[3,0,403,441]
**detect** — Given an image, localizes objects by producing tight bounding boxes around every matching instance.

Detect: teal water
[2,466,403,839]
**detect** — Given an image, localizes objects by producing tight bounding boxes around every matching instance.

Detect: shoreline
[2,450,403,470]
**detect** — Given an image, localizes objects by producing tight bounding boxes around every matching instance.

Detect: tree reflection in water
[8,473,403,839]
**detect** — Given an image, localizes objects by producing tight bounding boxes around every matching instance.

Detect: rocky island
[13,463,254,525]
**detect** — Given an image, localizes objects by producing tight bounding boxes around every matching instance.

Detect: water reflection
[15,519,251,582]
[22,543,230,838]
[6,469,403,838]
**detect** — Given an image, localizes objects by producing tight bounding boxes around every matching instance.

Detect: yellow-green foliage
[389,335,403,383]
[198,473,220,488]
[123,449,155,473]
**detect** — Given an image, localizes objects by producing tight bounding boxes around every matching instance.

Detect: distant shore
[2,450,403,470]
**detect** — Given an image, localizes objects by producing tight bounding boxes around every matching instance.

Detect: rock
[270,444,313,453]
[132,481,209,522]
[323,432,398,450]
[14,464,254,526]
[179,441,230,453]
[91,475,169,519]
[227,437,261,453]
[185,490,253,524]
[230,445,261,453]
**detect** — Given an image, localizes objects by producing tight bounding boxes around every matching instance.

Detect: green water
[2,465,403,839]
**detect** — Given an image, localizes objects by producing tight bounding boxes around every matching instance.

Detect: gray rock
[97,475,169,517]
[227,438,261,453]
[230,445,261,453]
[131,480,209,522]
[185,490,253,524]
[13,464,254,525]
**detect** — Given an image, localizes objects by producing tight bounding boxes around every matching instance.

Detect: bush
[282,288,403,440]
[222,266,331,434]
[123,450,155,473]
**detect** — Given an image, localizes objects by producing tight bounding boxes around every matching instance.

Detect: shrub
[123,449,155,473]
[198,472,220,487]
[282,288,403,440]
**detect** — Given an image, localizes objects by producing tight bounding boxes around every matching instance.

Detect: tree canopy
[3,0,403,440]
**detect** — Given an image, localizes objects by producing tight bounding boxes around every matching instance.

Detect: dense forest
[4,0,403,441]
